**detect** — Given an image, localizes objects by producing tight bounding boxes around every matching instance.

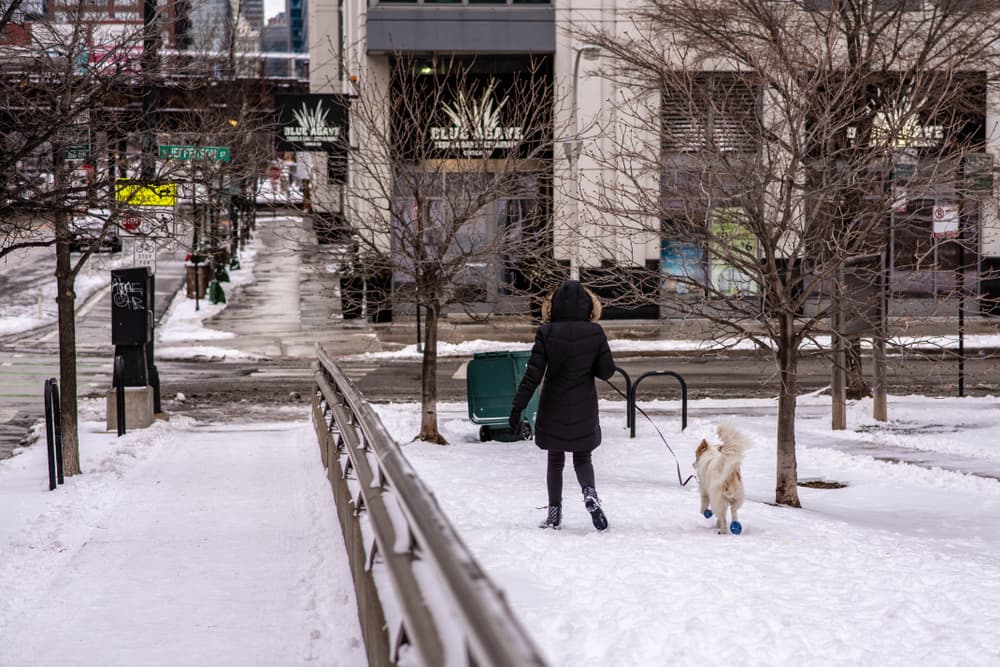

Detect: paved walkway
[204,214,382,357]
[0,421,364,666]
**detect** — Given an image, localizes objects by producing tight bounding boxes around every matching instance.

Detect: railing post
[630,370,688,438]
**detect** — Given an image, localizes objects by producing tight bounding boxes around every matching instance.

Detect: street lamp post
[569,45,601,281]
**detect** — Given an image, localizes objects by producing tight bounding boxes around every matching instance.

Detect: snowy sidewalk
[0,411,364,667]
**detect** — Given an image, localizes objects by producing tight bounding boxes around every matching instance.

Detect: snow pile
[155,235,263,360]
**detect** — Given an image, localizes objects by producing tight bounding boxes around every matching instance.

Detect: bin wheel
[519,421,532,440]
[479,426,491,442]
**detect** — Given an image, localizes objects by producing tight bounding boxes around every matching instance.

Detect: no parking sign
[932,203,959,238]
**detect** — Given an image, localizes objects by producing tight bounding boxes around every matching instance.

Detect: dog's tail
[716,423,751,476]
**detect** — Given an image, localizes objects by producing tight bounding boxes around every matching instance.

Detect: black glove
[508,407,522,433]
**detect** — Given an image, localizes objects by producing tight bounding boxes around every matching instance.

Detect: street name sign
[158,145,231,162]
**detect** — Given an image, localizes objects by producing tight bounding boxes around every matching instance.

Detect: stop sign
[122,214,141,232]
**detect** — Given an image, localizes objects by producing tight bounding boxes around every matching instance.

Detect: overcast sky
[264,0,284,20]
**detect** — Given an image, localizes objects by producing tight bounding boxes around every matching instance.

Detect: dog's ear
[695,440,710,459]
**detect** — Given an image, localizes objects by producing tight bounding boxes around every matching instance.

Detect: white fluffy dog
[693,424,751,535]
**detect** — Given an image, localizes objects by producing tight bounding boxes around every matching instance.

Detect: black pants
[546,450,595,507]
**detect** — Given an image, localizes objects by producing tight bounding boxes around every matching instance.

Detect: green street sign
[158,145,231,162]
[963,153,994,193]
[65,144,89,160]
[892,162,915,180]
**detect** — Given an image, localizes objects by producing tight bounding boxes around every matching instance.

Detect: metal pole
[114,354,127,437]
[52,380,63,484]
[569,46,600,281]
[141,0,158,182]
[874,218,891,421]
[958,217,965,397]
[44,379,56,490]
[194,255,201,312]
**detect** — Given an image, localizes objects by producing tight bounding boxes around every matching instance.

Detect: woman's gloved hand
[508,407,523,433]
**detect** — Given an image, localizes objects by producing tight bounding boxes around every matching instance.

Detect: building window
[660,73,760,297]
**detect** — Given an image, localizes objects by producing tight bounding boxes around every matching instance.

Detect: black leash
[603,379,696,487]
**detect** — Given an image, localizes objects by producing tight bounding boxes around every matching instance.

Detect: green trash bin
[466,350,540,442]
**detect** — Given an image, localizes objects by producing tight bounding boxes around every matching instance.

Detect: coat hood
[541,280,603,323]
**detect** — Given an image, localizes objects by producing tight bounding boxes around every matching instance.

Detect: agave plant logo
[284,100,341,145]
[430,80,524,156]
[863,89,943,149]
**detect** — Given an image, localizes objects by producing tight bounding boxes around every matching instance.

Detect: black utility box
[111,267,153,346]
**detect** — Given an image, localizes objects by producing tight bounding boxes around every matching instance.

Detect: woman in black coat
[509,280,616,531]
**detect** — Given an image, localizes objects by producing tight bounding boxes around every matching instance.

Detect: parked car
[70,208,122,253]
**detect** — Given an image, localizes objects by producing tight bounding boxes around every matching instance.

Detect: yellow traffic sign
[115,182,176,207]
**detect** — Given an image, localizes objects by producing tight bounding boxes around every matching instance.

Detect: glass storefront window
[391,171,548,303]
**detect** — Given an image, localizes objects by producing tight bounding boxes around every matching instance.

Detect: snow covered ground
[0,404,365,666]
[3,391,997,665]
[5,214,1000,665]
[377,396,1000,666]
[0,246,125,337]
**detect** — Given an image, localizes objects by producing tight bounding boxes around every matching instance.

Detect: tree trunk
[774,331,801,507]
[417,300,446,444]
[845,336,871,400]
[54,215,82,476]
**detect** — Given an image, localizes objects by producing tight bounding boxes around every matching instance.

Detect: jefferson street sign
[158,145,231,162]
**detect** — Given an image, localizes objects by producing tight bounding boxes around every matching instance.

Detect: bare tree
[0,6,270,473]
[343,54,557,443]
[575,1,1000,506]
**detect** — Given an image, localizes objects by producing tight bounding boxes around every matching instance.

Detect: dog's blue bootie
[703,509,713,519]
[730,521,742,535]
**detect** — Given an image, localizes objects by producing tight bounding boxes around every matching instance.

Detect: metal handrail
[313,345,549,667]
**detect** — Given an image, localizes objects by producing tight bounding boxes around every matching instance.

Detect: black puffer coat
[512,281,616,452]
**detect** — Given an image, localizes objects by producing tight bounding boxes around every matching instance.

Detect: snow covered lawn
[0,408,364,666]
[378,395,1000,666]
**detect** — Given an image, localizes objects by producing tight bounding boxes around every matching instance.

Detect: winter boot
[538,504,562,529]
[582,486,608,531]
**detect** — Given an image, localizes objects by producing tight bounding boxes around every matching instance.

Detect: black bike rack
[113,353,126,437]
[612,366,633,431]
[44,378,64,490]
[629,370,687,438]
